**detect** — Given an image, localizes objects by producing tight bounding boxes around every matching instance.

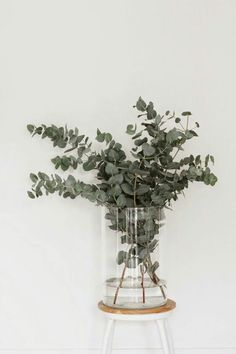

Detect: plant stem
[145,255,166,300]
[153,271,166,300]
[179,122,185,131]
[133,175,137,207]
[113,261,127,305]
[172,147,181,161]
[140,265,146,303]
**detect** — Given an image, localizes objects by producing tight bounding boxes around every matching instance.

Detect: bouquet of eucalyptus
[27,97,217,306]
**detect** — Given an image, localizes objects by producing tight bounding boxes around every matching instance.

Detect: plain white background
[0,0,236,353]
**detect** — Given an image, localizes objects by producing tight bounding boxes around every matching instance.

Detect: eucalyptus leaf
[132,131,143,140]
[96,190,108,203]
[117,250,127,265]
[142,143,155,156]
[30,173,38,183]
[65,175,76,187]
[108,149,119,161]
[27,191,35,199]
[185,130,198,139]
[209,173,217,186]
[83,156,97,171]
[57,139,67,148]
[126,124,137,135]
[205,154,210,167]
[105,162,119,175]
[166,128,182,143]
[96,129,105,142]
[110,184,122,197]
[182,111,192,116]
[147,104,157,120]
[121,183,134,196]
[38,172,49,181]
[108,174,124,184]
[136,184,149,195]
[27,124,35,133]
[155,114,162,125]
[105,133,112,144]
[136,97,147,112]
[116,194,126,207]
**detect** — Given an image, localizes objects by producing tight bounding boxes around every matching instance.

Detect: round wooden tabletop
[98,299,176,315]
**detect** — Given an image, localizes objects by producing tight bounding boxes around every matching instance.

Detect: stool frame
[98,299,176,354]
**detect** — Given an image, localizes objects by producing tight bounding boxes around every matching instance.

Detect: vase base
[103,276,167,309]
[103,296,167,309]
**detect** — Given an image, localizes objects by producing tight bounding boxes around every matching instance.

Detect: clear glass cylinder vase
[101,206,167,309]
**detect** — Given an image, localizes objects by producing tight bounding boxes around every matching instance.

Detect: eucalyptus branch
[140,264,146,303]
[27,97,217,307]
[172,146,181,161]
[113,261,127,305]
[28,98,217,207]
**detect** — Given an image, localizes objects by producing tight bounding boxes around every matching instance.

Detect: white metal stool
[98,299,176,354]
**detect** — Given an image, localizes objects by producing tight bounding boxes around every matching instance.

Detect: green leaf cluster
[27,97,217,207]
[27,97,218,283]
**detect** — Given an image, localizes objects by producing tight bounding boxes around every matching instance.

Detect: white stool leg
[107,319,115,353]
[164,319,175,353]
[156,319,175,354]
[101,318,115,354]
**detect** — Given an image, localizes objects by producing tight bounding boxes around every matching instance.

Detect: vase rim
[104,205,163,210]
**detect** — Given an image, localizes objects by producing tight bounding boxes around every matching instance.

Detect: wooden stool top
[98,299,176,315]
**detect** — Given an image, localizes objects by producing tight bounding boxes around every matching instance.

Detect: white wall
[0,0,236,353]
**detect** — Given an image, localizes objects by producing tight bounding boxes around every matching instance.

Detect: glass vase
[101,206,167,309]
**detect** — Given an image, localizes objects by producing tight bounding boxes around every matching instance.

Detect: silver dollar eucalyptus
[27,97,217,303]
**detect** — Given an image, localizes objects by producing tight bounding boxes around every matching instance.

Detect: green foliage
[27,98,218,291]
[105,206,164,273]
[27,97,217,208]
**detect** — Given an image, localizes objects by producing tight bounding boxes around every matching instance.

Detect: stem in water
[140,265,146,303]
[113,262,127,305]
[145,255,166,300]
